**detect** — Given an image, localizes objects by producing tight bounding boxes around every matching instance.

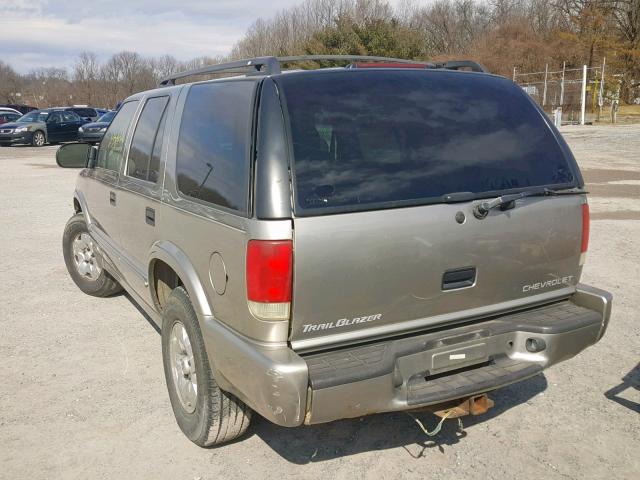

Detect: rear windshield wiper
[472,187,586,218]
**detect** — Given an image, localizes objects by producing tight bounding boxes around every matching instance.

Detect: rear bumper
[202,284,612,427]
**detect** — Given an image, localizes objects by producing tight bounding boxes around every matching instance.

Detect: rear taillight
[246,240,293,320]
[580,203,589,265]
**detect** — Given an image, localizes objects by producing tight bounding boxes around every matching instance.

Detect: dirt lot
[1,125,639,480]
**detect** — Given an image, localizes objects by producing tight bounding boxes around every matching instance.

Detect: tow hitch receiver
[427,394,495,419]
[407,394,494,437]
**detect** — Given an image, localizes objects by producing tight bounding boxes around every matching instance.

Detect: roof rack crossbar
[433,60,488,73]
[158,55,488,86]
[159,56,281,86]
[277,55,429,65]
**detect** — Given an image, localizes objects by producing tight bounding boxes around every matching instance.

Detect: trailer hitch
[407,394,494,437]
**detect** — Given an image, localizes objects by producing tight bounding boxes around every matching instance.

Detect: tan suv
[56,56,612,447]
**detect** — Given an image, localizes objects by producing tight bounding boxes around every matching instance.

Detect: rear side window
[278,71,577,215]
[48,112,63,123]
[176,81,255,214]
[62,111,79,122]
[97,101,139,172]
[72,108,96,118]
[127,96,169,183]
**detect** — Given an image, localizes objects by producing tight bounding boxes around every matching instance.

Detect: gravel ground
[1,125,639,479]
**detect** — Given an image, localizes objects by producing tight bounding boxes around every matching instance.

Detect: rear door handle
[442,267,477,291]
[145,207,155,226]
[109,191,116,206]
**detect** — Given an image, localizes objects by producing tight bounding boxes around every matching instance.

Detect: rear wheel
[162,287,251,446]
[62,214,122,296]
[31,130,45,147]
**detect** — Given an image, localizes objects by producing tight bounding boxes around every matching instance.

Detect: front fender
[73,189,92,226]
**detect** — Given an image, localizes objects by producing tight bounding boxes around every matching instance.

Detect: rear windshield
[277,70,577,215]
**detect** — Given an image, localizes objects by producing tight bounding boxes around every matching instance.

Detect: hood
[0,121,45,130]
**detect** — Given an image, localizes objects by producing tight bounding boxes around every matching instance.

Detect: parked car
[56,55,612,447]
[0,112,21,125]
[67,106,101,122]
[0,108,85,146]
[0,107,22,115]
[0,104,37,114]
[78,110,116,144]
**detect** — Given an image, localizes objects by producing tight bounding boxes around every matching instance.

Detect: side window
[48,112,62,124]
[176,81,255,214]
[97,101,139,172]
[126,96,169,183]
[62,111,77,122]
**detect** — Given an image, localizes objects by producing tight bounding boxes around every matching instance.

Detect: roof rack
[158,55,488,86]
[431,60,488,73]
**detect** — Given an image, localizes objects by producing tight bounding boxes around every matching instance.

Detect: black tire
[62,213,122,297]
[162,287,251,446]
[31,130,46,147]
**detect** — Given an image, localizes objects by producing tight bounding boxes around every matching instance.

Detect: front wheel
[162,287,251,446]
[31,130,46,147]
[62,214,122,296]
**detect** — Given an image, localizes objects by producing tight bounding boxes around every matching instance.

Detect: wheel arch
[73,190,92,227]
[34,128,47,143]
[148,241,212,320]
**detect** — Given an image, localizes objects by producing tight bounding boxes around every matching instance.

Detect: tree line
[232,0,640,102]
[1,0,638,108]
[0,52,224,109]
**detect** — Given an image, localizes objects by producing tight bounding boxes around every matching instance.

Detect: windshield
[17,110,49,123]
[97,111,116,123]
[278,70,577,216]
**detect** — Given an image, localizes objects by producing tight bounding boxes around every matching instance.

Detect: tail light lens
[580,203,589,265]
[246,240,292,320]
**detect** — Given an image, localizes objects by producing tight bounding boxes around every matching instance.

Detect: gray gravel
[1,126,639,479]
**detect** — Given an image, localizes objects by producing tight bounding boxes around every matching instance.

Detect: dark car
[79,110,115,144]
[67,107,101,122]
[0,112,21,125]
[0,104,38,115]
[0,108,85,147]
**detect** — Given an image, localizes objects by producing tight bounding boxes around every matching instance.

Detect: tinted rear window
[278,71,576,215]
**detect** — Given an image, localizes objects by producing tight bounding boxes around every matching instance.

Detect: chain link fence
[513,61,621,125]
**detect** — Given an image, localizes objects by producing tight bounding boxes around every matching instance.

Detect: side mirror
[56,143,97,168]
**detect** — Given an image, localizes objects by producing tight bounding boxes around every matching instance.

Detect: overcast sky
[0,0,337,73]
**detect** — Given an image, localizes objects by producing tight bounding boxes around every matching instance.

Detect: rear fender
[148,240,213,320]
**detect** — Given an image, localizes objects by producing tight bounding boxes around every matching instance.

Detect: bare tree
[73,52,100,105]
[0,61,20,103]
